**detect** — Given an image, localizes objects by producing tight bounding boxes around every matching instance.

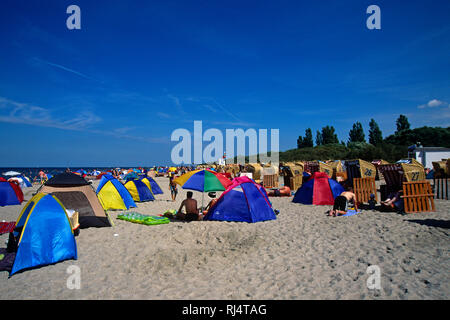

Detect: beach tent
[97,175,136,210]
[38,173,111,228]
[9,193,77,276]
[124,180,155,202]
[140,176,163,195]
[0,178,24,206]
[7,175,32,188]
[204,176,276,223]
[124,171,139,181]
[96,172,111,180]
[292,172,344,205]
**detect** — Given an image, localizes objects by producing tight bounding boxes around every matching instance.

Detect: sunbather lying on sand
[267,186,291,197]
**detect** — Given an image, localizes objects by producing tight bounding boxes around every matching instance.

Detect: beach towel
[341,209,361,217]
[117,212,170,225]
[0,222,16,235]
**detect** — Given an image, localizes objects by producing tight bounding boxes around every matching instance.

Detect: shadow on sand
[405,219,450,229]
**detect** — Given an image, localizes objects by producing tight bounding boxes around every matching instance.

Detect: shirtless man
[176,191,201,221]
[329,187,358,216]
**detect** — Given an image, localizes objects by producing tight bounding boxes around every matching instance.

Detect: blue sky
[0,0,449,166]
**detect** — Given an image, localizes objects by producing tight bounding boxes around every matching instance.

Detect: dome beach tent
[124,179,155,202]
[203,176,276,223]
[9,193,77,276]
[140,176,163,195]
[0,178,24,206]
[97,175,136,210]
[37,173,111,228]
[9,175,32,188]
[292,172,344,205]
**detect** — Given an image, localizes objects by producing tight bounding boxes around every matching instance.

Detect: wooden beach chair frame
[353,177,377,204]
[401,181,435,213]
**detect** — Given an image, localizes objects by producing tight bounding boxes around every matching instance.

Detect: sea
[0,167,123,182]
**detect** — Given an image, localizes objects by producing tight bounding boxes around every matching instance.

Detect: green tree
[348,121,366,143]
[297,136,303,149]
[368,118,383,146]
[316,130,323,146]
[396,114,410,134]
[303,128,314,147]
[297,128,314,148]
[321,125,339,145]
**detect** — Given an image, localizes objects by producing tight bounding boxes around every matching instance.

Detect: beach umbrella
[173,169,232,209]
[2,171,21,176]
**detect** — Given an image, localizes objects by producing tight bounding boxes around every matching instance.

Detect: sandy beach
[0,176,448,300]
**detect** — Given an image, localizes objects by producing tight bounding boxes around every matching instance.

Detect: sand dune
[0,177,448,299]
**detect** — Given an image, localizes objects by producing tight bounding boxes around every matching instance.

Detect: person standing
[169,176,178,201]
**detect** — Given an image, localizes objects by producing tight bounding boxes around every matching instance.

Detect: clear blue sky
[0,0,449,166]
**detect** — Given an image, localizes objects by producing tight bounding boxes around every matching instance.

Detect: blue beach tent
[96,175,136,210]
[17,175,32,187]
[0,177,24,206]
[10,193,77,276]
[204,176,276,223]
[140,176,163,195]
[124,179,155,202]
[293,172,344,205]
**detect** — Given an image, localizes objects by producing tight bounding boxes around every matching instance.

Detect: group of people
[327,185,404,216]
[163,190,218,221]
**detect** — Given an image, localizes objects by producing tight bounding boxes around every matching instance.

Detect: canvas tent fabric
[124,180,155,202]
[45,172,90,187]
[0,178,24,206]
[97,175,136,210]
[39,173,111,228]
[140,177,163,195]
[344,159,376,185]
[204,176,276,223]
[292,172,344,205]
[10,193,77,276]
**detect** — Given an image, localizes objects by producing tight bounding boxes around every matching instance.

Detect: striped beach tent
[140,176,163,195]
[124,180,155,202]
[97,175,136,210]
[292,172,344,205]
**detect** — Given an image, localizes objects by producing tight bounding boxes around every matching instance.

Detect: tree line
[285,115,450,163]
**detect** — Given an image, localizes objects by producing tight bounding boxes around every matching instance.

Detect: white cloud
[417,99,448,109]
[156,112,171,119]
[0,97,166,144]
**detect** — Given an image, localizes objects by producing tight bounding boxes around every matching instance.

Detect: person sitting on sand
[381,190,404,211]
[268,186,291,197]
[329,187,358,216]
[176,191,201,221]
[202,192,218,216]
